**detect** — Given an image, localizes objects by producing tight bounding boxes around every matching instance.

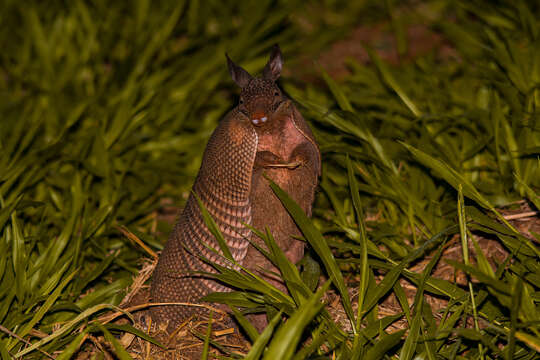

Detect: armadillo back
[151,110,257,326]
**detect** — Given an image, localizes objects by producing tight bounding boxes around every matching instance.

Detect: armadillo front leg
[151,111,257,328]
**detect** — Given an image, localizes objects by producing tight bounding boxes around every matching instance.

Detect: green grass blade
[0,340,10,360]
[365,46,421,117]
[263,282,329,359]
[365,329,406,360]
[506,278,522,360]
[98,323,134,360]
[268,178,355,332]
[229,305,260,342]
[244,311,282,360]
[54,330,88,360]
[515,332,540,353]
[347,156,369,329]
[201,311,213,360]
[320,66,353,111]
[8,269,78,350]
[14,304,129,358]
[103,324,165,348]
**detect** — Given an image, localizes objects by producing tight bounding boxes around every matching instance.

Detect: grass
[0,0,539,358]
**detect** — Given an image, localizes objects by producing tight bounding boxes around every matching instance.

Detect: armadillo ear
[226,53,253,88]
[262,44,283,81]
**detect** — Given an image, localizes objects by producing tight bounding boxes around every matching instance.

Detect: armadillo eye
[239,99,244,104]
[274,92,279,96]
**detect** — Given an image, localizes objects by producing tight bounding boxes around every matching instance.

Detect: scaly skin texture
[150,45,320,329]
[150,109,257,326]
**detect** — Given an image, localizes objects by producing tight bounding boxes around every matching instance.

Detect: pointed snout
[250,110,268,126]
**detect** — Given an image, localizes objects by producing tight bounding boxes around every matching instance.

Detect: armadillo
[150,45,320,329]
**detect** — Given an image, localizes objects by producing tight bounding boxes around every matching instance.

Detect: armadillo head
[227,45,285,127]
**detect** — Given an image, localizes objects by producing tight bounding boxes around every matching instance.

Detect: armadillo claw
[266,160,302,169]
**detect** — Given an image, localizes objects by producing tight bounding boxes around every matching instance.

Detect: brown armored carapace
[150,45,320,330]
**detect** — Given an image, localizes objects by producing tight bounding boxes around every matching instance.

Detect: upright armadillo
[150,45,320,329]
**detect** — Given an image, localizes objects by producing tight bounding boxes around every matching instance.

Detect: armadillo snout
[251,110,268,126]
[251,116,267,125]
